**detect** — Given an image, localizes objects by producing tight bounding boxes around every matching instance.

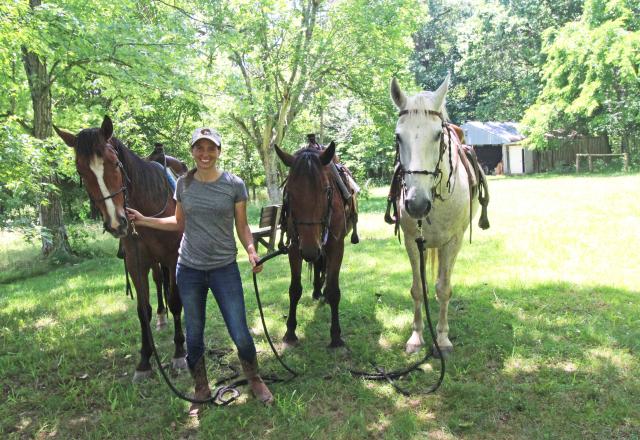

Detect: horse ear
[274,144,294,167]
[53,125,77,148]
[320,141,336,166]
[432,74,450,110]
[100,116,113,140]
[390,78,406,110]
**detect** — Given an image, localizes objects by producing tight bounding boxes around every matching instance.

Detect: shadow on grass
[2,250,639,439]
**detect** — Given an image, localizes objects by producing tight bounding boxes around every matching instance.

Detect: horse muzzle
[103,214,129,238]
[404,197,432,219]
[300,245,322,263]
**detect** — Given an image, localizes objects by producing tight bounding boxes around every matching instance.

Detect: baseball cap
[191,127,222,147]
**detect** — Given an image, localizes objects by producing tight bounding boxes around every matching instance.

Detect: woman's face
[191,138,221,170]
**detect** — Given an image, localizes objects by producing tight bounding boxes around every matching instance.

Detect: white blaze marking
[89,155,119,230]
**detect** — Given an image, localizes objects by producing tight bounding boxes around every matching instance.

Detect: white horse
[389,76,488,356]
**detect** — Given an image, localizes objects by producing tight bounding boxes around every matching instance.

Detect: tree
[189,0,425,202]
[1,0,202,255]
[522,0,640,153]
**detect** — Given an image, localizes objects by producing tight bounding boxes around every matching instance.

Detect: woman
[126,127,273,415]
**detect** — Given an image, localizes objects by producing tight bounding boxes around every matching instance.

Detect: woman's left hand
[249,251,263,274]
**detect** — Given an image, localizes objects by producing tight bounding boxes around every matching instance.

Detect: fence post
[588,155,593,172]
[624,153,629,173]
[576,155,580,173]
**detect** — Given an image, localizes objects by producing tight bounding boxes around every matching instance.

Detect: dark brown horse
[274,141,355,348]
[55,116,186,381]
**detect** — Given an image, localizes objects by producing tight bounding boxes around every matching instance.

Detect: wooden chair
[252,204,282,253]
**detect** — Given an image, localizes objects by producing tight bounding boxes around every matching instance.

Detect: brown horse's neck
[117,141,175,217]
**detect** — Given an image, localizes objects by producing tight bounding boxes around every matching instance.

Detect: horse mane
[289,148,325,190]
[111,138,170,207]
[404,92,450,122]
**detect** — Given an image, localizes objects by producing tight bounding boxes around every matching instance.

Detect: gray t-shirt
[174,171,248,270]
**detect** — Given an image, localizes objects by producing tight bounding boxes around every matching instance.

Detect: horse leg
[124,246,154,382]
[283,248,303,347]
[404,232,426,354]
[312,256,325,301]
[432,236,463,358]
[151,263,168,331]
[325,243,345,348]
[167,263,187,370]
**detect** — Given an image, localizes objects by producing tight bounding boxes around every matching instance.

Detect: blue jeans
[176,262,257,369]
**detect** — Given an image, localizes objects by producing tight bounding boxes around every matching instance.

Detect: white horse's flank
[391,76,479,355]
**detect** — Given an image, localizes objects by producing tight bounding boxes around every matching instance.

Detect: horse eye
[434,131,442,142]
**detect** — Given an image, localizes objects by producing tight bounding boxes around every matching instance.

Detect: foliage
[413,0,583,123]
[522,0,640,150]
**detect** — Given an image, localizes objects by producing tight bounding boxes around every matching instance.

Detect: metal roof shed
[461,122,532,174]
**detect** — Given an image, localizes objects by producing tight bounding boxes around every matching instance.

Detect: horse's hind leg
[432,235,463,358]
[151,263,168,330]
[312,256,325,301]
[404,234,426,354]
[167,263,186,369]
[283,248,303,347]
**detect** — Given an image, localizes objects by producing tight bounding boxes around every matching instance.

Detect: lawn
[1,174,639,439]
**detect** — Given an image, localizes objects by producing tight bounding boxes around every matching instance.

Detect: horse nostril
[119,215,128,227]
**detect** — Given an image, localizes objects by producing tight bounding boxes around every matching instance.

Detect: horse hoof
[282,335,299,348]
[132,369,153,382]
[172,357,188,370]
[432,344,453,359]
[328,339,345,349]
[405,343,424,355]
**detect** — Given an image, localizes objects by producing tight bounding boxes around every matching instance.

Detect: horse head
[55,116,129,238]
[275,142,336,262]
[390,75,450,219]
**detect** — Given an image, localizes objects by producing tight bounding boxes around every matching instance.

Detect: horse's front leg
[151,263,168,330]
[324,243,345,348]
[283,247,303,346]
[125,247,154,382]
[167,262,187,370]
[404,232,426,354]
[433,236,463,358]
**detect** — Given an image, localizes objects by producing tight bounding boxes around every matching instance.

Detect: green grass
[1,174,639,439]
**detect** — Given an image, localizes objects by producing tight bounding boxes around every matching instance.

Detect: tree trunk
[260,138,282,203]
[22,1,71,257]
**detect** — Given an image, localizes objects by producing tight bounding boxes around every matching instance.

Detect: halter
[396,109,455,202]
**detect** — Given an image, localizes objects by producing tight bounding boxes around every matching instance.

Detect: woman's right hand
[126,207,145,223]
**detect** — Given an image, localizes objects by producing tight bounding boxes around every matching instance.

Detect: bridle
[285,183,334,247]
[395,109,455,202]
[83,140,171,222]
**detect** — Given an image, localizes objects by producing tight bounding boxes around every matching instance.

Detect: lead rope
[350,219,445,395]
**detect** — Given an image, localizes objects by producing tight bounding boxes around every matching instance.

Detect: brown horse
[274,141,354,348]
[55,116,187,381]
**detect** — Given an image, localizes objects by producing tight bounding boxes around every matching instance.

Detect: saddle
[384,123,490,234]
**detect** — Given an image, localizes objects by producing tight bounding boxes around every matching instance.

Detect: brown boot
[188,356,212,417]
[240,358,274,405]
